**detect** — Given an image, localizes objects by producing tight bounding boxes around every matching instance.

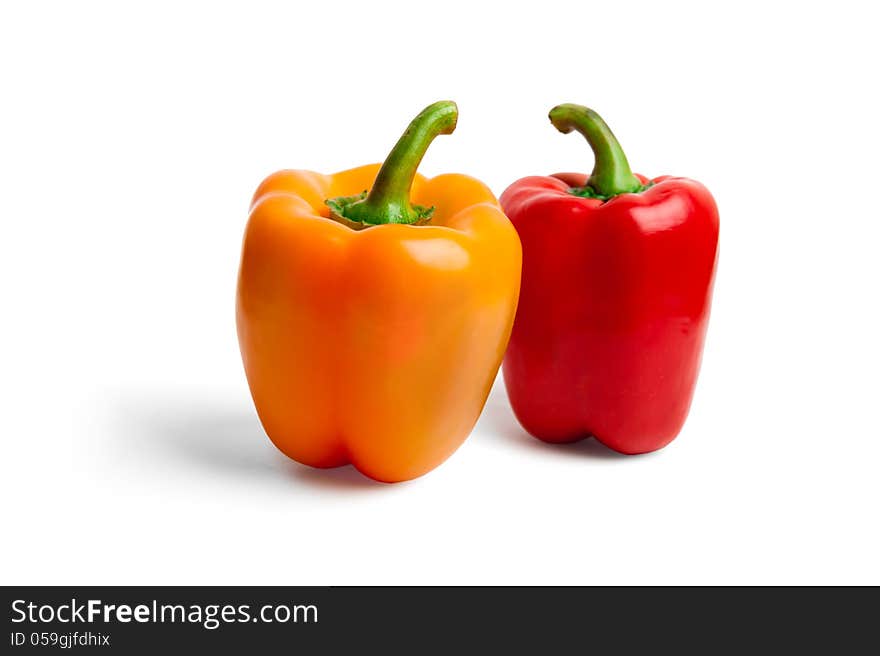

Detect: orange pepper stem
[326,101,458,225]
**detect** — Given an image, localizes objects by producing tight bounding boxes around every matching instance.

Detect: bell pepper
[236,101,521,482]
[500,104,719,454]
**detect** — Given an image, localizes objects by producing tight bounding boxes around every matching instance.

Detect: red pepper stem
[548,104,642,198]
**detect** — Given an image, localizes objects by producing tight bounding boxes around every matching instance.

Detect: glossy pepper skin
[500,104,718,455]
[237,102,521,482]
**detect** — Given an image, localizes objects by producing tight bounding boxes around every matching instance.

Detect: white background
[2,1,878,585]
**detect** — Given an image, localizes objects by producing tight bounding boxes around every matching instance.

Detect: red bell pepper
[500,104,719,454]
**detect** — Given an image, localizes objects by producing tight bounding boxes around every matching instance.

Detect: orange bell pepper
[236,101,521,482]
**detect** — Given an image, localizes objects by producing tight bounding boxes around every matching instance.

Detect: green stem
[548,104,642,198]
[326,101,458,226]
